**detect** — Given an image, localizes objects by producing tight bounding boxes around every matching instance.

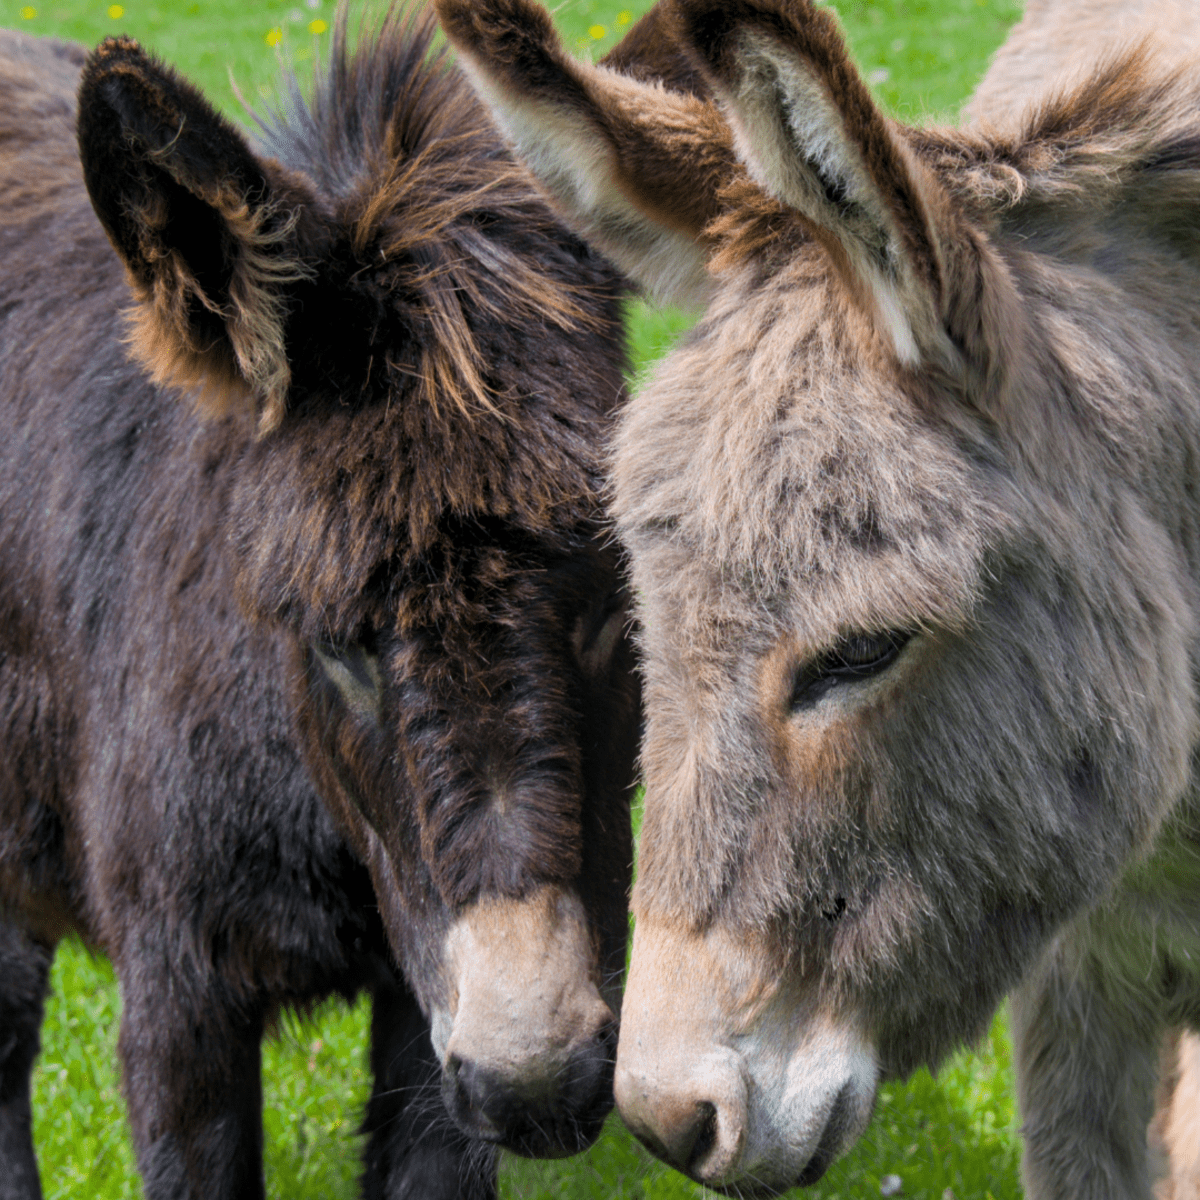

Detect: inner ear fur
[77,36,317,432]
[435,0,736,307]
[676,0,995,372]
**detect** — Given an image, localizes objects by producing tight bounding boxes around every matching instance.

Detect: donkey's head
[441,0,1200,1187]
[76,13,642,1158]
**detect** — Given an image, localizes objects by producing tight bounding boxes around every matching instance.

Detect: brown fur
[82,35,318,433]
[437,0,736,305]
[598,0,708,96]
[0,9,644,1197]
[442,0,1200,1195]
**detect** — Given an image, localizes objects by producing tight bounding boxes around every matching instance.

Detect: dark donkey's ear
[435,0,736,308]
[77,37,317,432]
[678,0,1008,375]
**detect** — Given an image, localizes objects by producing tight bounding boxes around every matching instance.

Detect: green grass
[36,939,1022,1200]
[4,0,1027,1196]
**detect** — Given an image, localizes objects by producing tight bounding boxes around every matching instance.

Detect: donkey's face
[293,530,638,1158]
[440,0,1200,1187]
[76,21,639,1158]
[614,263,1035,1188]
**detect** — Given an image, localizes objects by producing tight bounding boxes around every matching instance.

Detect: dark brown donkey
[0,10,643,1199]
[439,0,1200,1195]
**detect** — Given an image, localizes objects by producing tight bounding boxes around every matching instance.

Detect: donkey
[0,10,645,1198]
[438,0,1200,1195]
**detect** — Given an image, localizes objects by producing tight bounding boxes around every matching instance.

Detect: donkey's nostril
[442,1055,504,1141]
[651,1095,733,1177]
[689,1100,718,1170]
[616,1053,749,1185]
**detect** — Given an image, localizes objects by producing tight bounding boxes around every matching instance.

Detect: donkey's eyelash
[790,631,912,712]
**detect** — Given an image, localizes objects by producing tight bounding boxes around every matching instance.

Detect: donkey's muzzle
[442,1018,617,1157]
[434,886,621,1156]
[614,914,879,1192]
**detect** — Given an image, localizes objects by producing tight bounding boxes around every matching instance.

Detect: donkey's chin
[729,1058,879,1195]
[430,885,618,1157]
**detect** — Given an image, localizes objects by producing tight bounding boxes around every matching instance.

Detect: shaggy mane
[256,4,606,422]
[221,4,628,641]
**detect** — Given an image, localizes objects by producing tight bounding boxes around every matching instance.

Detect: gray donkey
[436,0,1200,1195]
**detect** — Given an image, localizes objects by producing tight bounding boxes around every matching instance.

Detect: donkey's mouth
[440,1030,616,1158]
[500,1101,612,1160]
[792,1080,854,1187]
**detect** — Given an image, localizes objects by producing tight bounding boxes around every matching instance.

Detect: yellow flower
[18,6,35,18]
[308,18,327,34]
[265,27,282,47]
[617,10,632,24]
[588,23,605,39]
[107,4,123,17]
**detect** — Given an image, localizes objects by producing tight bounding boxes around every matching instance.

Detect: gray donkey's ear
[435,0,735,308]
[677,0,961,368]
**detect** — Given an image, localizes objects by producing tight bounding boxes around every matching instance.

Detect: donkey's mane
[225,5,628,641]
[258,5,482,203]
[257,5,612,419]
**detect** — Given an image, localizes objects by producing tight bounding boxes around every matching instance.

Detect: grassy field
[2,0,1026,1196]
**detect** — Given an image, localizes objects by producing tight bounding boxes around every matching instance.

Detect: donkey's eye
[311,639,382,722]
[573,590,627,676]
[790,631,911,712]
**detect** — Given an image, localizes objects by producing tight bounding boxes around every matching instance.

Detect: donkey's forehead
[614,259,1005,645]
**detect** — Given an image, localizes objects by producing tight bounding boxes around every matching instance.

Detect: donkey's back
[0,26,84,89]
[966,0,1200,123]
